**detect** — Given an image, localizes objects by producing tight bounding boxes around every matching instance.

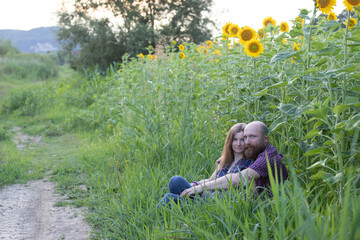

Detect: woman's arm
[180,168,260,197]
[191,170,218,186]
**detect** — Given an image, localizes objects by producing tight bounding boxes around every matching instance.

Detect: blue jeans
[156,175,192,209]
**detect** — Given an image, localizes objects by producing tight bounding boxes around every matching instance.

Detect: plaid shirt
[248,143,288,195]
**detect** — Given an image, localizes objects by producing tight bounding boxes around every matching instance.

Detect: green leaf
[304,128,321,140]
[304,147,325,156]
[333,104,350,115]
[346,113,360,130]
[307,159,327,169]
[322,20,341,29]
[289,29,304,38]
[268,81,288,89]
[310,47,334,56]
[279,103,310,120]
[314,57,328,67]
[270,51,296,64]
[254,88,268,96]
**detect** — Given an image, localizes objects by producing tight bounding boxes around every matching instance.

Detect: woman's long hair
[217,123,246,170]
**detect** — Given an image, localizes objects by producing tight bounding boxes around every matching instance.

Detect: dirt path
[0,128,92,240]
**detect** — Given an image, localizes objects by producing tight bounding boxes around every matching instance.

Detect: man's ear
[264,136,269,144]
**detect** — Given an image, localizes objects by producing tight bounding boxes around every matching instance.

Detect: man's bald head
[245,121,268,137]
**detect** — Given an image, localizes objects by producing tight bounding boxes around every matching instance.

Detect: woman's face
[232,131,245,155]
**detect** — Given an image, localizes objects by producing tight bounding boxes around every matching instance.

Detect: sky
[0,0,346,32]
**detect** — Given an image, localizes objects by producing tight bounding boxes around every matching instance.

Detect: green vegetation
[1,2,360,239]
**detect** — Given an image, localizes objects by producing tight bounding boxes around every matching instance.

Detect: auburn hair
[217,123,246,170]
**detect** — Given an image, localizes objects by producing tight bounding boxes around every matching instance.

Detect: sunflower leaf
[270,51,296,64]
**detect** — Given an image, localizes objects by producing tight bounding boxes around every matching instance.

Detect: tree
[57,0,214,71]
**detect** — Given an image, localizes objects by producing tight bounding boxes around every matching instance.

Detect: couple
[157,121,288,208]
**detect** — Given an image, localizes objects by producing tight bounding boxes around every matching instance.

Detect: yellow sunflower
[263,17,276,28]
[293,42,300,51]
[229,24,241,38]
[280,22,290,32]
[316,0,336,14]
[327,12,338,21]
[344,0,360,11]
[172,40,176,45]
[239,26,256,44]
[147,55,156,60]
[179,44,185,51]
[244,39,264,58]
[282,38,287,44]
[295,16,305,25]
[346,18,357,28]
[138,53,145,59]
[179,52,185,59]
[222,22,233,37]
[214,50,221,55]
[206,40,214,48]
[257,29,266,38]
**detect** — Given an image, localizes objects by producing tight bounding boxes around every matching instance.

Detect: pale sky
[0,0,346,32]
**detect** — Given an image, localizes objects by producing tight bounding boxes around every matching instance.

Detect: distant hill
[0,27,59,53]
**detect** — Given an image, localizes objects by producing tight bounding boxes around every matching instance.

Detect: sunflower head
[228,24,241,38]
[214,50,221,56]
[138,53,145,59]
[172,40,176,45]
[327,12,338,21]
[179,44,185,51]
[147,55,156,60]
[206,40,214,48]
[179,52,185,59]
[282,38,287,44]
[239,26,256,45]
[316,0,336,14]
[293,42,300,51]
[280,22,290,32]
[222,22,233,37]
[296,22,303,29]
[263,17,276,28]
[244,39,264,58]
[344,0,360,11]
[257,29,266,38]
[295,16,305,25]
[346,18,358,28]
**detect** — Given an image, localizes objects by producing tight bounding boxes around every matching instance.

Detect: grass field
[1,2,360,239]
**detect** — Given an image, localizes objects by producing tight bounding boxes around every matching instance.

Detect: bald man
[180,121,288,197]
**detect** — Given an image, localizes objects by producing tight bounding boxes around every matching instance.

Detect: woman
[157,123,252,208]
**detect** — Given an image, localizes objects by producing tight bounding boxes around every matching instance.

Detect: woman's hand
[180,185,203,197]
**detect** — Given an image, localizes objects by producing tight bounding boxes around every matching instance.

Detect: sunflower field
[1,0,360,239]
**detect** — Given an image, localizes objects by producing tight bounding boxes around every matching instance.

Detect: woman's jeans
[156,175,192,209]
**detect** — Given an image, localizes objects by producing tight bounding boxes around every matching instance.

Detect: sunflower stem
[253,58,258,116]
[306,2,317,70]
[344,10,350,64]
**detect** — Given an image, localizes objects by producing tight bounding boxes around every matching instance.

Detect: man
[180,121,288,197]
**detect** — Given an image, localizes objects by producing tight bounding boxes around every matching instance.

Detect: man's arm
[180,168,260,197]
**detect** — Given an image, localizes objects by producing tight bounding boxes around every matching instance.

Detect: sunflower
[282,38,287,44]
[244,39,264,58]
[263,17,276,28]
[222,22,233,37]
[239,26,256,44]
[229,24,241,38]
[206,40,214,48]
[179,44,185,51]
[296,22,303,29]
[172,40,176,45]
[257,29,266,38]
[344,0,360,11]
[214,50,221,56]
[280,22,290,32]
[295,16,305,25]
[138,53,145,59]
[147,55,156,60]
[316,0,336,14]
[293,42,300,51]
[327,12,338,20]
[179,52,185,59]
[346,18,357,28]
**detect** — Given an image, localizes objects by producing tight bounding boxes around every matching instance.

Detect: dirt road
[0,179,92,240]
[0,127,92,239]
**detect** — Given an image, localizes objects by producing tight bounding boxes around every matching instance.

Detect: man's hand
[180,185,203,197]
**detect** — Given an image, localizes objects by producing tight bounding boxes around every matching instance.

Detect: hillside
[0,27,59,53]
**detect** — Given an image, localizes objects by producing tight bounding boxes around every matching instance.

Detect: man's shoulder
[258,143,282,159]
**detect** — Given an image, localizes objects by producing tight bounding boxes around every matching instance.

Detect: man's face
[243,124,267,160]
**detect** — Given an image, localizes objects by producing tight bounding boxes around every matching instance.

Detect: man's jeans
[156,175,192,209]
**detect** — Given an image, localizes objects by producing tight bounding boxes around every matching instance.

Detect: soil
[0,127,92,240]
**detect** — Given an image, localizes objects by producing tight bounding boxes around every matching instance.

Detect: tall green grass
[0,3,359,239]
